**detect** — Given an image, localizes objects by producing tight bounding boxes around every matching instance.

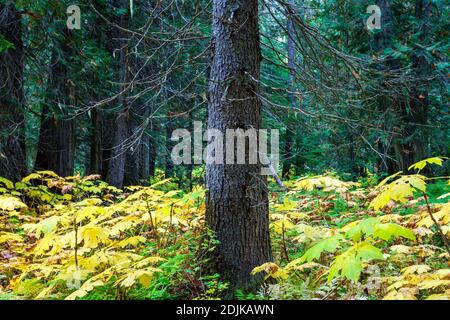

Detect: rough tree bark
[206,0,272,293]
[0,2,27,181]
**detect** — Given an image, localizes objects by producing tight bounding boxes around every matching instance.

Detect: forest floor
[0,159,449,300]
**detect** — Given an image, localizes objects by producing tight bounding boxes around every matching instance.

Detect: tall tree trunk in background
[373,0,398,174]
[108,0,130,188]
[374,0,431,172]
[88,11,111,177]
[282,0,296,179]
[164,115,174,178]
[34,103,53,171]
[100,2,117,181]
[139,108,151,181]
[108,107,129,188]
[101,111,114,180]
[389,0,432,173]
[148,118,157,177]
[139,138,150,179]
[89,108,103,174]
[282,133,293,178]
[206,0,272,293]
[144,0,161,180]
[124,27,159,185]
[124,112,140,185]
[409,0,431,164]
[0,2,26,181]
[187,112,194,190]
[35,30,75,177]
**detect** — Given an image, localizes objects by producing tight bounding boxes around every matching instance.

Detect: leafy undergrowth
[252,157,450,300]
[0,172,225,300]
[0,158,449,300]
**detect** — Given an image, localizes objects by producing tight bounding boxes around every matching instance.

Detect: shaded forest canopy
[0,0,448,184]
[0,0,449,300]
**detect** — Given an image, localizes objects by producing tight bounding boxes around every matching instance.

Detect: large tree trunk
[35,30,75,177]
[206,0,272,293]
[0,2,26,181]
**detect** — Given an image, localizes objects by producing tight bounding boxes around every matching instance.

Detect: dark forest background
[0,0,448,188]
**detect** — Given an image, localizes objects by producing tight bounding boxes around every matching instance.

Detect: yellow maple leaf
[390,245,413,254]
[133,256,166,269]
[370,175,427,211]
[32,234,61,256]
[0,196,27,211]
[79,226,110,248]
[294,175,357,192]
[270,219,295,235]
[65,279,105,300]
[426,294,450,300]
[402,265,431,275]
[417,203,450,227]
[418,279,450,290]
[251,262,288,280]
[0,232,23,244]
[117,268,161,289]
[0,177,14,189]
[408,157,445,172]
[76,206,106,223]
[115,236,147,248]
[383,287,418,300]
